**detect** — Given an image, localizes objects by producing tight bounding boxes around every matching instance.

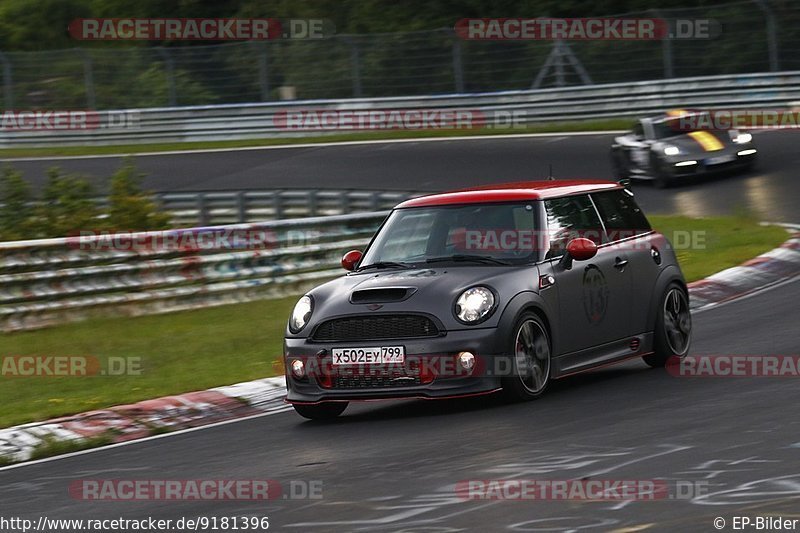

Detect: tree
[0,165,34,241]
[106,157,171,231]
[36,167,99,238]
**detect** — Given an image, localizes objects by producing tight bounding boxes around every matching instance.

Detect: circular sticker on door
[583,265,609,324]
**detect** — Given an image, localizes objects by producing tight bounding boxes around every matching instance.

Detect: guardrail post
[451,30,465,93]
[197,194,209,225]
[307,191,318,217]
[369,192,380,212]
[236,191,247,223]
[754,0,780,71]
[347,37,363,98]
[79,49,96,109]
[273,191,284,219]
[340,191,349,214]
[156,48,178,106]
[0,52,12,108]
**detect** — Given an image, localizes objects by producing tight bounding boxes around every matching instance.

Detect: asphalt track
[1,277,799,532]
[2,133,798,532]
[4,129,800,222]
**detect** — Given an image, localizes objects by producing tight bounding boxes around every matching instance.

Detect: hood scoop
[350,287,415,304]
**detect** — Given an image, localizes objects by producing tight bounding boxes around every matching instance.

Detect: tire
[292,402,348,420]
[650,152,672,189]
[610,149,629,179]
[501,313,552,401]
[643,284,692,368]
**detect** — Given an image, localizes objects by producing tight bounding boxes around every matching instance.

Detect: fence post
[662,37,674,78]
[754,0,780,71]
[0,52,12,109]
[651,10,674,79]
[451,30,465,93]
[554,41,565,87]
[255,42,270,101]
[79,49,96,109]
[156,48,178,106]
[347,37,363,98]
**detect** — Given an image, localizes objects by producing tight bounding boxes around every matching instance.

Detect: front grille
[312,315,439,341]
[334,366,421,389]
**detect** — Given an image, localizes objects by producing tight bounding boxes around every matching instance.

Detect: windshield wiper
[425,254,511,265]
[356,261,415,272]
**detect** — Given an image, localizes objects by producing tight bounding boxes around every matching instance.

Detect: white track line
[2,226,796,472]
[0,406,292,472]
[0,131,627,162]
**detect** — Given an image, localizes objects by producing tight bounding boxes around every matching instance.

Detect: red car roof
[396,180,621,208]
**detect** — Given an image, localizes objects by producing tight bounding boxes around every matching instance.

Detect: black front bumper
[284,328,505,403]
[665,149,756,177]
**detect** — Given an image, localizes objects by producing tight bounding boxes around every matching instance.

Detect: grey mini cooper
[284,180,691,419]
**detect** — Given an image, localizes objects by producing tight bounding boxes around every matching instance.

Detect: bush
[106,157,171,231]
[0,159,172,242]
[0,165,34,240]
[35,167,99,238]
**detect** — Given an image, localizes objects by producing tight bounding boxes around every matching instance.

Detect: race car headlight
[289,295,313,333]
[733,132,752,144]
[454,286,495,324]
[663,145,681,156]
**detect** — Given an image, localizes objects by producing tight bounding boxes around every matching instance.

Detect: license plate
[706,154,735,165]
[332,346,405,365]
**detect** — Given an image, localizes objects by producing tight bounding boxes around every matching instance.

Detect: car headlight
[663,145,681,156]
[289,295,313,333]
[733,132,752,144]
[454,286,496,324]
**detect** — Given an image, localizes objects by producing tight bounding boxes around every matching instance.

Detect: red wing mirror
[341,250,363,271]
[566,238,598,262]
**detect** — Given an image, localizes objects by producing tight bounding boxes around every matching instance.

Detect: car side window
[544,195,604,259]
[591,190,651,242]
[632,122,644,139]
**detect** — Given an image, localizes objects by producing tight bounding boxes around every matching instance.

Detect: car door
[543,194,633,356]
[590,188,661,336]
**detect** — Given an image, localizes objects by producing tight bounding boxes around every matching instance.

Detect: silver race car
[611,110,757,187]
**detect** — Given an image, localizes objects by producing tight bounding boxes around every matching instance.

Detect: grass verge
[0,215,788,428]
[0,118,633,158]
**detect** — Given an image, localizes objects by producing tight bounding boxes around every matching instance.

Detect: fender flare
[494,291,560,355]
[645,265,688,332]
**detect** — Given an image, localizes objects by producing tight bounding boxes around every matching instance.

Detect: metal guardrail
[0,211,388,332]
[156,189,417,225]
[2,71,800,147]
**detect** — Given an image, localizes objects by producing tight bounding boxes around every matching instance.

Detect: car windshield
[359,202,541,268]
[652,113,714,139]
